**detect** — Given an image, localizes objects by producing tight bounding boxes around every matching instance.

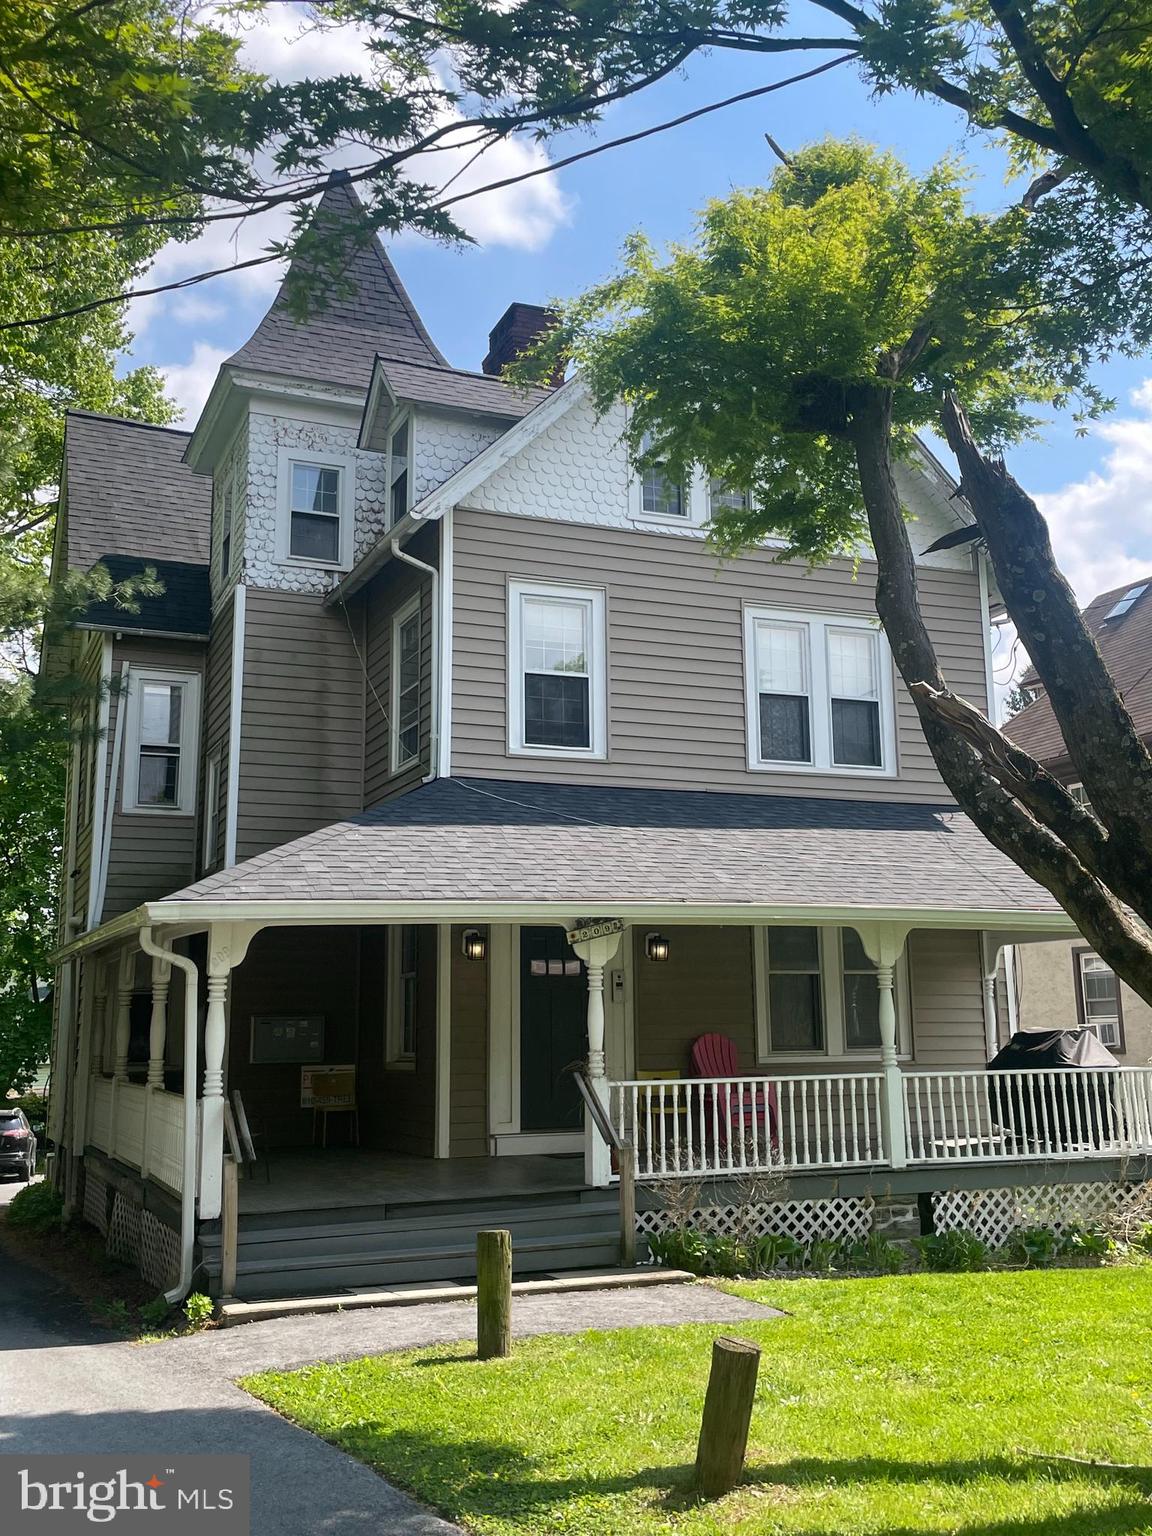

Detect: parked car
[0,1107,36,1181]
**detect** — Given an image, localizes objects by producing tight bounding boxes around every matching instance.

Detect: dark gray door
[520,927,586,1132]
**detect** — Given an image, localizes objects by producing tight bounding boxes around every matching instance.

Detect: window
[389,418,410,525]
[1074,950,1123,1050]
[745,608,895,775]
[508,580,607,757]
[122,669,200,814]
[391,596,421,772]
[219,471,234,578]
[710,479,750,516]
[1069,782,1090,807]
[639,433,686,519]
[276,447,354,569]
[757,925,908,1059]
[1104,583,1148,622]
[202,752,222,868]
[387,925,420,1064]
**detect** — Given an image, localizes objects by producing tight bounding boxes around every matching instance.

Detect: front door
[520,927,586,1132]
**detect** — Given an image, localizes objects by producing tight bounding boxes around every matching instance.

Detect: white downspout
[390,538,440,781]
[139,924,200,1304]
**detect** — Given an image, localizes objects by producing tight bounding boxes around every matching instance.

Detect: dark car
[0,1107,36,1181]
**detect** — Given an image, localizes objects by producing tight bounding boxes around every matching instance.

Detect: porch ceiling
[105,777,1075,935]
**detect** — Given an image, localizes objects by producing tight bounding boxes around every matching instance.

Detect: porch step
[198,1197,628,1299]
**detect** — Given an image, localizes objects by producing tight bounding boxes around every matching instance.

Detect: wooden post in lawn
[694,1336,762,1496]
[220,1154,239,1300]
[618,1144,637,1267]
[476,1228,512,1359]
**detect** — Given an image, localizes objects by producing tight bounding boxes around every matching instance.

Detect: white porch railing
[144,1090,185,1195]
[608,1067,1152,1181]
[84,1077,185,1194]
[609,1073,886,1178]
[115,1082,147,1168]
[903,1067,1152,1164]
[89,1076,115,1155]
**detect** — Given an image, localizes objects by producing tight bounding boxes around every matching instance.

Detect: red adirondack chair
[690,1032,778,1156]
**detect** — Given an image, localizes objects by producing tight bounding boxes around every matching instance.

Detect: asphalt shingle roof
[78,556,211,638]
[160,777,1064,916]
[1006,575,1152,766]
[226,180,447,388]
[62,413,210,573]
[378,357,552,419]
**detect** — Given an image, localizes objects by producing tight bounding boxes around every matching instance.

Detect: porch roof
[142,777,1070,928]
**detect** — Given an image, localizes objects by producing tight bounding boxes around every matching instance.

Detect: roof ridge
[377,354,547,388]
[66,409,192,439]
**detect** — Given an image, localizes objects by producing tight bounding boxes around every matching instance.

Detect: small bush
[139,1296,173,1328]
[838,1232,906,1274]
[914,1228,988,1272]
[1058,1225,1110,1259]
[1004,1225,1060,1268]
[6,1179,63,1233]
[183,1292,214,1329]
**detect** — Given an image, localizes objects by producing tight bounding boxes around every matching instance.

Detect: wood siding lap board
[363,521,439,808]
[235,588,364,862]
[102,638,206,919]
[450,508,989,803]
[449,923,489,1156]
[906,929,986,1067]
[201,593,234,873]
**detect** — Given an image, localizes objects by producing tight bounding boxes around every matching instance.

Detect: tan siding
[200,593,234,873]
[450,924,488,1156]
[907,928,987,1066]
[363,522,439,808]
[451,508,989,803]
[236,588,364,861]
[633,926,758,1074]
[102,638,206,918]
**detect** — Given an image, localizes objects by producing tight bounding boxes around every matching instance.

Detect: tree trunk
[845,380,1152,1007]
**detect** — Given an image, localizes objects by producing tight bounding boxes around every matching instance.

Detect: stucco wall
[1016,939,1152,1063]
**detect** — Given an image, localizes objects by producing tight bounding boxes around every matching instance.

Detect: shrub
[1058,1225,1110,1259]
[1004,1225,1060,1268]
[914,1228,988,1272]
[6,1178,63,1233]
[183,1292,214,1328]
[837,1232,906,1275]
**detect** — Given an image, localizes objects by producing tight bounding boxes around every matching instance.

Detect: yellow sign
[301,1064,356,1109]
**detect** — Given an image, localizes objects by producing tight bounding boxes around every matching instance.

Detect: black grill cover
[987,1030,1120,1151]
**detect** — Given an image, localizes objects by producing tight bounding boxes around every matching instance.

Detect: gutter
[389,537,441,780]
[139,925,200,1305]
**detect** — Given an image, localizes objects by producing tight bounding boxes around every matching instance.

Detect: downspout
[93,660,129,926]
[139,924,200,1304]
[390,537,440,781]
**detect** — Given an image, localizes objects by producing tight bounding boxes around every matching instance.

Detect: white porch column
[112,948,135,1082]
[568,918,624,1187]
[979,933,1000,1058]
[146,953,171,1090]
[854,922,911,1171]
[200,923,259,1219]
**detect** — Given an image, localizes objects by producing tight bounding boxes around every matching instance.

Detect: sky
[124,2,1152,649]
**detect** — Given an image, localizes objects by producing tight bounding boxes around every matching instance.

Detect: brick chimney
[481,302,565,386]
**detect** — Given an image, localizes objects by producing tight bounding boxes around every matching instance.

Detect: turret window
[122,668,201,815]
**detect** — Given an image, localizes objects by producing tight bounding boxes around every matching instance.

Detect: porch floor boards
[236,1150,587,1217]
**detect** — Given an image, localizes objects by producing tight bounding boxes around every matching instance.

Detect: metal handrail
[571,1067,624,1152]
[571,1068,636,1266]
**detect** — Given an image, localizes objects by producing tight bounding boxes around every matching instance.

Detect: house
[45,179,1151,1301]
[1002,577,1152,1065]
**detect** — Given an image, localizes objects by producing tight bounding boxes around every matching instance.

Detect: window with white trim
[276,447,355,569]
[744,608,895,775]
[390,595,421,772]
[1074,950,1123,1049]
[218,470,234,578]
[389,417,411,525]
[756,925,908,1060]
[508,580,606,757]
[640,433,687,519]
[709,478,750,516]
[122,669,200,814]
[202,752,222,867]
[387,925,420,1065]
[1068,782,1090,807]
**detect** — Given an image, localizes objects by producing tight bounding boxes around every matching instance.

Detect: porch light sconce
[645,932,671,963]
[461,929,487,962]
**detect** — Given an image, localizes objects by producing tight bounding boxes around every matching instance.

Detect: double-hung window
[387,925,420,1065]
[639,433,687,519]
[277,447,354,569]
[709,479,750,516]
[1074,950,1123,1049]
[757,926,905,1059]
[202,752,222,868]
[389,418,410,525]
[508,580,607,757]
[218,471,235,578]
[391,595,421,772]
[122,670,200,814]
[745,608,895,775]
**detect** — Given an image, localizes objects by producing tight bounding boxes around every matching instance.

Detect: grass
[245,1269,1152,1536]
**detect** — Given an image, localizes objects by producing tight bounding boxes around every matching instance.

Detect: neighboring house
[45,178,1148,1301]
[1002,577,1152,1066]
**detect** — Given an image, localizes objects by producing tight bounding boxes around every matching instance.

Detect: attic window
[1104,583,1148,621]
[290,463,341,562]
[389,418,410,525]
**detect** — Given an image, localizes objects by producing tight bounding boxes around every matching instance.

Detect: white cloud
[1035,379,1152,602]
[160,342,231,423]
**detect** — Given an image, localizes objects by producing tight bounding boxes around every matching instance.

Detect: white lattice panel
[933,1183,1143,1247]
[82,1166,109,1236]
[106,1191,141,1266]
[638,1196,872,1245]
[138,1208,180,1291]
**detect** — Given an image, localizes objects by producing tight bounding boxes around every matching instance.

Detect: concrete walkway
[0,1191,778,1536]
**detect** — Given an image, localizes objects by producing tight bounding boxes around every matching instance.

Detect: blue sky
[125,4,1152,615]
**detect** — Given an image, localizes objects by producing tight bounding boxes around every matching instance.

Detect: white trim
[627,435,709,527]
[438,508,454,777]
[978,556,997,724]
[224,583,245,868]
[85,636,113,931]
[435,924,452,1158]
[492,1131,582,1156]
[743,605,897,778]
[389,594,422,775]
[754,924,910,1061]
[274,444,356,571]
[385,924,420,1066]
[386,409,413,525]
[487,923,517,1137]
[119,667,201,817]
[507,578,607,760]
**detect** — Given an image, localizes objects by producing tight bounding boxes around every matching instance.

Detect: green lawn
[245,1269,1152,1535]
